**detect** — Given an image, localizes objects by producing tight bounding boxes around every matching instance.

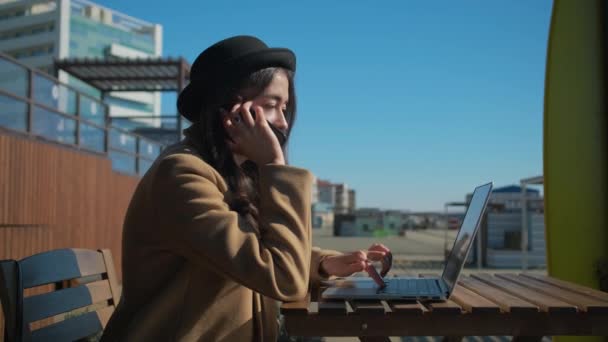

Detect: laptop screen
[441,182,493,293]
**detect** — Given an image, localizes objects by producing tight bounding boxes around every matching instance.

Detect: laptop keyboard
[384,278,441,296]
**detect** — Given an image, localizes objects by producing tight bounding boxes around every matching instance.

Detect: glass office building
[0,0,165,175]
[0,0,163,119]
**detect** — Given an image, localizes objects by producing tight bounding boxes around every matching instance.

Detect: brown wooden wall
[0,128,142,268]
[0,131,141,336]
[0,131,139,277]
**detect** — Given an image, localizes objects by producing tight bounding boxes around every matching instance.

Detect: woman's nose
[273,113,289,131]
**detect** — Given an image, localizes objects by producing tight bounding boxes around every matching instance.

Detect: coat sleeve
[309,247,342,288]
[156,154,313,302]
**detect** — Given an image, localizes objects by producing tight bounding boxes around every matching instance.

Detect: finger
[223,118,241,142]
[328,263,363,277]
[249,105,266,125]
[224,116,238,132]
[222,112,234,127]
[230,102,241,114]
[365,263,386,287]
[340,251,367,263]
[251,105,268,127]
[369,243,391,253]
[369,243,389,251]
[255,106,268,126]
[343,261,367,275]
[240,102,255,127]
[366,250,387,261]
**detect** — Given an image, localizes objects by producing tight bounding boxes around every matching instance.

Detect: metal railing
[0,52,165,176]
[109,114,183,146]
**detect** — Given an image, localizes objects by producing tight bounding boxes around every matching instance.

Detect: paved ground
[313,229,459,258]
[312,228,547,276]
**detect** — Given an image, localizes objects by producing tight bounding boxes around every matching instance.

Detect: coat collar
[182,123,205,154]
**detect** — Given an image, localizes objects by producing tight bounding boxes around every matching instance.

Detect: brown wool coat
[100,126,341,342]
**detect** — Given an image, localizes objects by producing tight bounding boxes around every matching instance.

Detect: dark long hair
[195,67,297,229]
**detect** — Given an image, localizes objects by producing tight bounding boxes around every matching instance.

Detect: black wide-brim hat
[177,35,296,122]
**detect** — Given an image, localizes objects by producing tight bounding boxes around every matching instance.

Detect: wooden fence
[1,130,140,336]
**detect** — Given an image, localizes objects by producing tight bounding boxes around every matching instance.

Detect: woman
[101,35,390,342]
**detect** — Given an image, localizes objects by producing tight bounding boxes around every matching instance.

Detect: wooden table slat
[421,299,462,314]
[388,300,427,315]
[496,273,608,313]
[359,337,391,342]
[350,300,388,315]
[418,273,462,314]
[521,273,608,302]
[280,301,309,315]
[458,276,539,313]
[450,284,501,313]
[345,301,356,314]
[280,293,309,315]
[472,274,577,313]
[317,300,348,315]
[380,300,392,314]
[280,274,608,338]
[308,301,319,314]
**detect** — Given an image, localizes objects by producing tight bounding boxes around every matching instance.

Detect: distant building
[313,178,358,236]
[353,208,383,236]
[467,185,543,212]
[463,184,546,268]
[332,208,412,237]
[446,213,465,230]
[317,179,335,205]
[334,183,351,214]
[484,211,546,268]
[315,179,356,214]
[333,214,356,236]
[311,175,319,203]
[383,210,406,235]
[348,189,356,214]
[311,202,334,237]
[0,0,163,121]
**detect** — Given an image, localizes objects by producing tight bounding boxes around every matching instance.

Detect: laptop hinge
[438,278,450,297]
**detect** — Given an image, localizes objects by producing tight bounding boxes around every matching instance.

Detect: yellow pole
[544,0,607,341]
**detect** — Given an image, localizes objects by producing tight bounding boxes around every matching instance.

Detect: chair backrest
[0,248,121,342]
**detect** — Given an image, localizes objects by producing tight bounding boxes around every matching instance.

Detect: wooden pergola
[54,56,191,137]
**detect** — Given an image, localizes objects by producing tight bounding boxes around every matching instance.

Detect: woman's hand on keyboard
[320,243,391,277]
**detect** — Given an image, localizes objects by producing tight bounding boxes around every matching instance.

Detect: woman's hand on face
[222,101,285,166]
[320,243,391,277]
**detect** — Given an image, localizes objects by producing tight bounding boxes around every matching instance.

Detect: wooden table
[280,273,608,341]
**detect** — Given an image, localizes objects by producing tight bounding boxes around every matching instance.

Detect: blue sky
[101,0,552,211]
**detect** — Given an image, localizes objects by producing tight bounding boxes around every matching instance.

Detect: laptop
[321,182,493,301]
